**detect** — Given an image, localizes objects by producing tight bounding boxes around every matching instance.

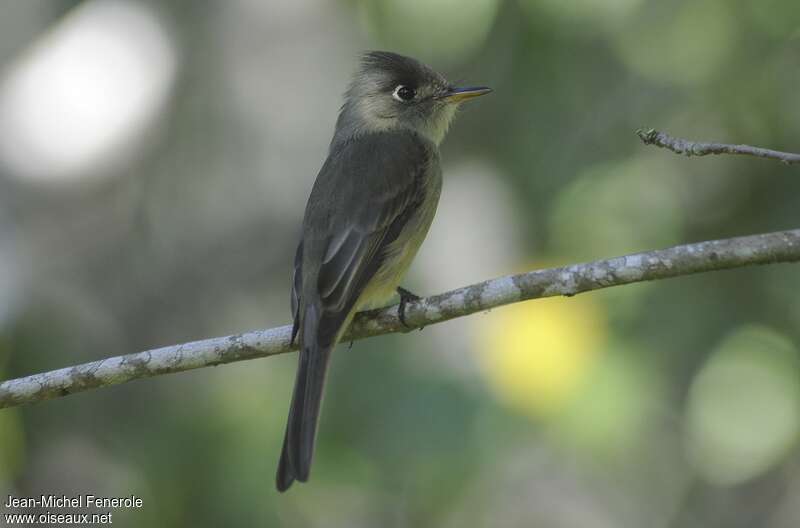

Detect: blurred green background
[1,0,799,526]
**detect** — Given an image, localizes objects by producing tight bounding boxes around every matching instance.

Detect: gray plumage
[276,51,490,492]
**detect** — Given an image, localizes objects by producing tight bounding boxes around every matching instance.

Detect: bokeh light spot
[549,156,684,261]
[477,293,607,418]
[685,325,800,486]
[0,0,177,184]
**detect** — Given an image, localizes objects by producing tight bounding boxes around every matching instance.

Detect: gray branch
[1,229,799,409]
[637,128,800,165]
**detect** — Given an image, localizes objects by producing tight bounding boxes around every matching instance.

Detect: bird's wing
[297,131,432,341]
[290,240,303,345]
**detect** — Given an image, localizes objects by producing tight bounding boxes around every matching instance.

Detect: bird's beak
[442,86,492,103]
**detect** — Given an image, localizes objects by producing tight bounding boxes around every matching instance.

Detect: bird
[276,51,491,492]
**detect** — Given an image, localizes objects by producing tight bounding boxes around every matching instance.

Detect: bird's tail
[276,304,334,492]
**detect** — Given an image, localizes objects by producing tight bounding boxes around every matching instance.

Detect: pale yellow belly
[356,182,441,311]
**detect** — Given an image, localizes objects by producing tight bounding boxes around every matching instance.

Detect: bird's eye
[392,85,416,102]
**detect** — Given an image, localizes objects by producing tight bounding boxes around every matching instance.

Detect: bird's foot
[396,287,422,329]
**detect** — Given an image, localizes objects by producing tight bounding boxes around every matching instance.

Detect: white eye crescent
[392,85,416,102]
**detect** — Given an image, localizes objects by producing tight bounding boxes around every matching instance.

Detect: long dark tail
[276,304,334,492]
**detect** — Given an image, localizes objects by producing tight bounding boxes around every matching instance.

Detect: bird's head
[335,51,491,146]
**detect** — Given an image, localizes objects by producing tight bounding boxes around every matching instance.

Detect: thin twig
[637,128,800,165]
[1,229,799,409]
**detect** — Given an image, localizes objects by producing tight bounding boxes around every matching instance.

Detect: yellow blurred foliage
[477,291,607,418]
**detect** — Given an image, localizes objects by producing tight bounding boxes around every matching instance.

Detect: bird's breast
[357,163,443,310]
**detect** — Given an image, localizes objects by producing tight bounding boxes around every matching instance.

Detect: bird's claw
[396,287,421,329]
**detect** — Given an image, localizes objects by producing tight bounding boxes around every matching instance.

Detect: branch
[637,128,800,165]
[1,229,799,409]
